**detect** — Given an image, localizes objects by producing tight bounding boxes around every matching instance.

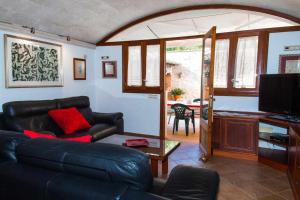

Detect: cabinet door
[221,118,258,153]
[289,128,297,180]
[212,117,221,148]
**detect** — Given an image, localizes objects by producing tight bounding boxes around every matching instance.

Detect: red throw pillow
[63,135,92,143]
[48,107,91,134]
[24,130,56,139]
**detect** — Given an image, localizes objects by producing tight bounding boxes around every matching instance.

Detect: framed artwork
[102,61,117,78]
[4,34,63,88]
[279,54,300,73]
[73,58,86,80]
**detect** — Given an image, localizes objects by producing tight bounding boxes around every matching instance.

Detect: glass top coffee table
[98,134,180,177]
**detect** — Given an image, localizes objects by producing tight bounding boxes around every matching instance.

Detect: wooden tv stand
[213,111,300,199]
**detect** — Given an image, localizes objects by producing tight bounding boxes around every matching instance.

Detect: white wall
[0,30,96,111]
[214,96,259,112]
[2,29,300,136]
[267,31,300,74]
[94,46,160,136]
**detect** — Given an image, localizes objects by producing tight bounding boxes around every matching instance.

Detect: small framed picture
[73,58,86,80]
[102,61,117,78]
[279,54,300,73]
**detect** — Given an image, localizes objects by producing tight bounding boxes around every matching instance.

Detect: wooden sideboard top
[214,111,263,119]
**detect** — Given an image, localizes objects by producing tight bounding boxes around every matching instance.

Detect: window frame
[214,31,267,96]
[123,40,164,94]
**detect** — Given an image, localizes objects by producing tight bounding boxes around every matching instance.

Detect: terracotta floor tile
[258,176,291,193]
[160,139,292,200]
[230,179,274,199]
[257,194,287,200]
[277,189,295,200]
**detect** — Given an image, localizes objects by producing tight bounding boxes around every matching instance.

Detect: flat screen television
[259,74,300,119]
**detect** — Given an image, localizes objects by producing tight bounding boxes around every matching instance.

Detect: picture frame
[4,34,63,88]
[102,61,117,78]
[73,58,86,80]
[279,54,300,73]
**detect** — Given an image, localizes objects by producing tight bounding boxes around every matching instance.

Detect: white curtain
[214,39,230,88]
[146,45,160,87]
[128,46,142,86]
[234,36,258,88]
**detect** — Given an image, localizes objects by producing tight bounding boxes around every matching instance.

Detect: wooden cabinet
[213,113,258,154]
[288,126,300,200]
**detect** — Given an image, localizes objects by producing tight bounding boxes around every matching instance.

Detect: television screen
[259,74,300,117]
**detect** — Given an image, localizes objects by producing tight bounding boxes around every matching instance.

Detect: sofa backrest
[16,138,153,191]
[55,96,94,124]
[2,99,63,134]
[2,96,93,134]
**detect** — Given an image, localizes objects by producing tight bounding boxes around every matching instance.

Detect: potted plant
[171,88,185,101]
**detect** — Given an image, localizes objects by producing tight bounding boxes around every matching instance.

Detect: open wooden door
[200,26,216,162]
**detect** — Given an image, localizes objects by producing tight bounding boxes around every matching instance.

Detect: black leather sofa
[0,96,123,141]
[0,131,220,200]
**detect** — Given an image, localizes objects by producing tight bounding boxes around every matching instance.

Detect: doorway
[164,38,202,143]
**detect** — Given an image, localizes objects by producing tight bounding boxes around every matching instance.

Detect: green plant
[170,88,185,96]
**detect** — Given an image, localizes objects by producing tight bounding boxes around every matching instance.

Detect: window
[233,36,258,89]
[146,45,160,87]
[123,41,163,93]
[128,46,142,86]
[214,32,264,96]
[214,39,230,88]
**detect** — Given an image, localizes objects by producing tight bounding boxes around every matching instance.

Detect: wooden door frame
[159,37,203,139]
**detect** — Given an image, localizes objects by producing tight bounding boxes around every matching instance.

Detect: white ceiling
[109,9,296,42]
[0,0,299,44]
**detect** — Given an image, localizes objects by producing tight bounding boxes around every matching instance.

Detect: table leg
[151,159,159,177]
[162,158,168,175]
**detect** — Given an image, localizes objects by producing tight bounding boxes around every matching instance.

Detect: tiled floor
[166,116,199,143]
[161,142,293,200]
[163,116,293,200]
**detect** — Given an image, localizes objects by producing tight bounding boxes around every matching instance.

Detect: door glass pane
[128,46,142,86]
[234,36,258,88]
[214,39,229,88]
[201,37,212,121]
[146,45,160,87]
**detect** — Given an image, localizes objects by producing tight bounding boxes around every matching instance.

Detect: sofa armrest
[161,165,219,200]
[0,113,6,130]
[92,112,123,124]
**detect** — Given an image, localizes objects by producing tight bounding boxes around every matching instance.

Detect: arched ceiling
[0,0,299,44]
[107,9,296,42]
